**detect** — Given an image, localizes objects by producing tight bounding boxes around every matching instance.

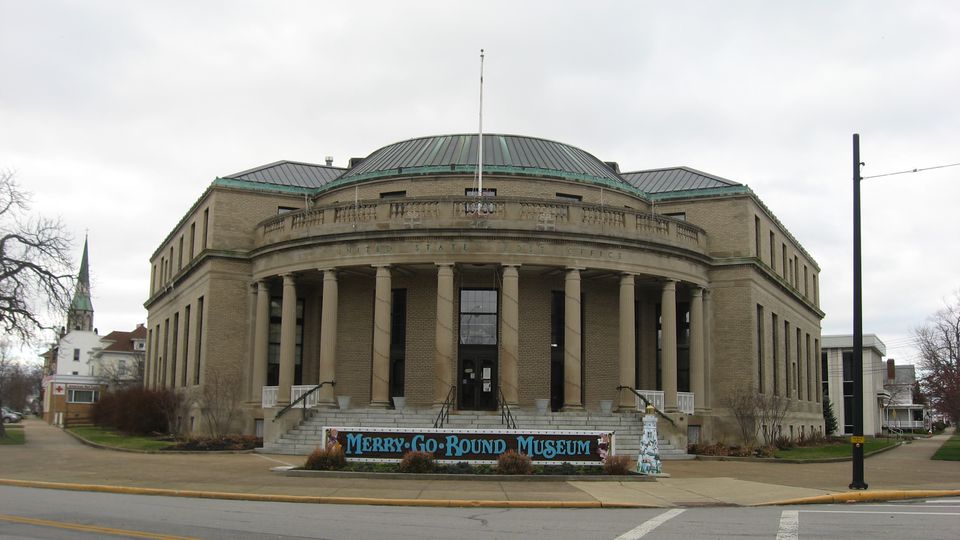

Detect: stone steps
[260,407,691,460]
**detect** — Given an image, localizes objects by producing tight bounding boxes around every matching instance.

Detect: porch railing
[636,389,664,411]
[262,386,278,408]
[677,392,695,414]
[271,380,335,422]
[291,385,320,408]
[617,386,675,427]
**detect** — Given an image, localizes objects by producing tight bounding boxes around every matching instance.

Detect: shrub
[91,387,179,435]
[774,435,795,450]
[754,445,775,458]
[399,451,435,473]
[496,450,532,475]
[305,445,346,470]
[603,455,632,475]
[691,442,730,456]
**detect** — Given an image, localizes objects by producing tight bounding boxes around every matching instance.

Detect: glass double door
[458,346,498,411]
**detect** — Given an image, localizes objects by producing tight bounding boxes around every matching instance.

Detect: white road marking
[614,508,685,539]
[800,510,960,516]
[776,510,799,540]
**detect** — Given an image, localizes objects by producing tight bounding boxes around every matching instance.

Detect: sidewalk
[2,419,957,508]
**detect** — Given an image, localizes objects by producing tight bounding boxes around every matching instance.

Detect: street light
[850,133,867,490]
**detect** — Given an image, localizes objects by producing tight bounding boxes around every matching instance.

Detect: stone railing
[257,196,705,251]
[262,386,278,408]
[636,389,665,411]
[677,391,695,414]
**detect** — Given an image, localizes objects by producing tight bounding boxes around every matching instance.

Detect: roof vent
[325,156,334,166]
[349,157,365,168]
[604,161,621,174]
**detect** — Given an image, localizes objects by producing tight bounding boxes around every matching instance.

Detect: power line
[862,161,960,180]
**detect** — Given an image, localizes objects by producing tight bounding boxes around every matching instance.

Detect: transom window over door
[459,289,498,345]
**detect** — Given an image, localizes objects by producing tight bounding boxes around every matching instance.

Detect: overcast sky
[2,1,958,363]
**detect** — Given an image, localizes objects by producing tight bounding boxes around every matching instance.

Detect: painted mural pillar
[690,286,705,412]
[500,264,520,406]
[277,274,297,405]
[434,263,455,405]
[618,273,637,411]
[661,279,678,411]
[252,279,270,403]
[562,267,584,411]
[637,404,663,475]
[370,265,392,408]
[317,269,339,408]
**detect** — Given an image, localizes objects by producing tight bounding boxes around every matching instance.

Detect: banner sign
[321,427,615,465]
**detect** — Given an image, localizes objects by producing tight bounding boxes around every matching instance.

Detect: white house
[821,334,887,436]
[882,359,929,433]
[89,324,147,388]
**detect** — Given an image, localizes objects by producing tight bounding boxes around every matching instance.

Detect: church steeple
[67,235,94,332]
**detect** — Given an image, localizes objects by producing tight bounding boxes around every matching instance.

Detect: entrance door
[458,347,498,410]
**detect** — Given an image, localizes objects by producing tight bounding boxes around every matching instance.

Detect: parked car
[1,407,22,423]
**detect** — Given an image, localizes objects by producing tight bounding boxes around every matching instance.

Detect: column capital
[501,263,521,269]
[371,263,391,270]
[281,273,297,284]
[691,286,704,298]
[566,266,586,272]
[435,262,455,268]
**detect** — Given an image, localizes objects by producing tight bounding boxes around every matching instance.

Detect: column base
[368,400,390,409]
[616,405,637,413]
[560,404,584,412]
[315,399,337,410]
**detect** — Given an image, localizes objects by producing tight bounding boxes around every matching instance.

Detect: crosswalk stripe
[776,510,799,540]
[615,508,685,539]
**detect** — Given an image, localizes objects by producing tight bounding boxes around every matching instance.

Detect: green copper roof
[327,134,629,191]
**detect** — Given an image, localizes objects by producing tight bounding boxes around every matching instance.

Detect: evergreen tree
[822,397,839,435]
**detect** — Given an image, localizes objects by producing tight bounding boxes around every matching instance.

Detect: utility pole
[850,133,868,490]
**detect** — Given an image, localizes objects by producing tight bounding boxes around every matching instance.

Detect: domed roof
[331,134,628,189]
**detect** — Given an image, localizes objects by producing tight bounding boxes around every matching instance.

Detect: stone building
[144,134,824,447]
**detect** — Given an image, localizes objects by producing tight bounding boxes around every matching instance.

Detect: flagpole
[478,48,484,199]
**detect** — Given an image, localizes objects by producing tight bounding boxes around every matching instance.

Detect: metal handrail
[498,387,519,430]
[273,380,335,422]
[433,385,456,428]
[616,385,677,427]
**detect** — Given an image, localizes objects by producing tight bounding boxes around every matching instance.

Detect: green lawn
[931,434,960,461]
[68,426,174,451]
[774,437,898,460]
[0,426,25,445]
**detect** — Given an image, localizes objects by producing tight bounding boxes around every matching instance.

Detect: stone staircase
[259,406,692,460]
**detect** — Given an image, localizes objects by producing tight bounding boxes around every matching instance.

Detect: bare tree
[914,292,960,424]
[198,366,243,437]
[0,170,74,344]
[723,386,760,446]
[755,393,790,445]
[94,350,145,390]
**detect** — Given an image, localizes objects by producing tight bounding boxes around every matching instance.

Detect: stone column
[703,288,713,409]
[562,268,583,411]
[252,280,270,404]
[690,287,705,412]
[618,273,636,411]
[501,264,520,405]
[317,269,338,408]
[370,265,392,408]
[434,263,456,405]
[277,274,297,405]
[661,280,678,411]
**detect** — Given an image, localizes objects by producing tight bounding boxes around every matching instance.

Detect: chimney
[325,156,333,166]
[349,157,365,168]
[886,358,896,380]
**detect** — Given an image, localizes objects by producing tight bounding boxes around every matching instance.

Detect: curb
[757,489,960,506]
[0,478,648,509]
[277,468,657,482]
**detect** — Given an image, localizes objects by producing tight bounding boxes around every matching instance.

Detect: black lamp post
[850,133,868,490]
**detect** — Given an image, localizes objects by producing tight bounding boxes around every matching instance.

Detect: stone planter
[392,396,406,411]
[337,395,351,410]
[599,400,613,415]
[535,398,550,415]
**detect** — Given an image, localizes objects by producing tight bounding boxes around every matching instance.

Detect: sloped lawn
[774,437,897,460]
[68,426,175,451]
[931,434,960,461]
[0,426,25,445]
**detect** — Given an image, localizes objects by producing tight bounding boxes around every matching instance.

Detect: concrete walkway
[1,419,957,508]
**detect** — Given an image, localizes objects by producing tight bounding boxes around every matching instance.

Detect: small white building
[821,334,888,436]
[882,360,929,433]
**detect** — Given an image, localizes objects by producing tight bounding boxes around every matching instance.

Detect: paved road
[1,487,958,539]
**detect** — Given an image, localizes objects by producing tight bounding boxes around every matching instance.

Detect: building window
[390,289,407,399]
[815,339,822,402]
[380,191,406,199]
[842,351,854,433]
[189,222,196,261]
[459,289,498,345]
[465,188,496,197]
[202,208,209,250]
[555,193,582,202]
[664,212,686,221]
[803,265,809,298]
[178,235,184,270]
[772,314,779,395]
[68,389,99,403]
[757,305,764,393]
[194,296,204,385]
[182,305,191,387]
[769,232,776,271]
[782,243,787,278]
[278,206,298,214]
[754,216,761,259]
[73,349,80,362]
[267,297,304,386]
[171,312,179,387]
[784,320,791,397]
